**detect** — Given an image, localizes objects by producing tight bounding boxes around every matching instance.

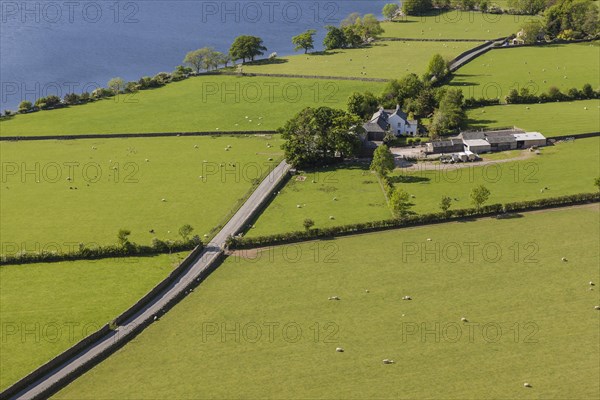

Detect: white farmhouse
[387,105,418,136]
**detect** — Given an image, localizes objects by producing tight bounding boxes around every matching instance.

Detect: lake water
[0,0,387,110]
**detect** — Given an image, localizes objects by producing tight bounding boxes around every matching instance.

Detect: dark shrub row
[227,192,599,249]
[464,97,501,108]
[506,83,599,104]
[0,236,203,266]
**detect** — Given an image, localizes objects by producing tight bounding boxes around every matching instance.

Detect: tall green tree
[370,145,396,177]
[426,53,449,81]
[470,185,491,210]
[390,187,412,218]
[402,0,433,15]
[439,196,452,213]
[280,107,362,167]
[108,77,125,94]
[382,3,400,20]
[292,29,317,53]
[323,26,348,50]
[347,91,379,119]
[229,35,267,62]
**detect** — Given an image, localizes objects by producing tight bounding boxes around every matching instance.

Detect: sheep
[194,144,199,148]
[382,359,395,364]
[296,204,301,208]
[523,382,532,388]
[402,296,412,301]
[426,238,432,241]
[336,347,344,352]
[595,306,600,310]
[365,289,370,293]
[153,315,159,321]
[461,317,468,322]
[329,216,335,220]
[333,197,337,201]
[145,158,149,162]
[66,177,72,181]
[328,296,340,301]
[561,257,568,262]
[589,281,595,286]
[161,198,166,202]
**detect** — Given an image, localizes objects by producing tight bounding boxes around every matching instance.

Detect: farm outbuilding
[514,132,547,148]
[463,139,491,153]
[426,139,464,154]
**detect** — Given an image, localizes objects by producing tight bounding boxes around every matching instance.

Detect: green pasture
[0,135,283,250]
[54,207,600,399]
[0,252,185,390]
[0,76,380,136]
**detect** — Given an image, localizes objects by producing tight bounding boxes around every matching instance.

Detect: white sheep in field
[589,281,595,286]
[594,306,600,310]
[461,317,468,322]
[561,257,568,262]
[402,296,412,301]
[523,382,531,388]
[382,359,395,364]
[328,296,340,301]
[336,347,344,352]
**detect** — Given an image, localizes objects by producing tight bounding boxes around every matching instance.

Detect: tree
[229,35,267,62]
[382,3,400,20]
[303,218,315,231]
[117,229,131,248]
[343,25,364,47]
[370,144,396,177]
[429,88,465,136]
[108,77,125,94]
[545,0,599,39]
[63,93,80,105]
[470,185,491,210]
[179,224,194,240]
[402,0,433,15]
[439,196,452,213]
[595,176,600,191]
[292,29,317,54]
[390,187,412,218]
[520,20,545,44]
[323,26,347,50]
[18,100,33,113]
[582,83,595,98]
[347,91,379,119]
[184,49,206,73]
[280,107,362,167]
[426,53,449,81]
[507,0,547,14]
[341,12,361,26]
[361,14,384,40]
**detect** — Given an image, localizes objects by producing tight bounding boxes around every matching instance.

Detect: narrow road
[7,160,291,400]
[449,38,506,71]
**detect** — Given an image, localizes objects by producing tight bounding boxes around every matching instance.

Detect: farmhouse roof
[463,139,490,147]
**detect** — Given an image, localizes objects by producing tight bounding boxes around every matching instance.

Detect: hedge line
[227,192,599,249]
[0,237,203,266]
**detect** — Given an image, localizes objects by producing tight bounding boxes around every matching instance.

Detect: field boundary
[449,37,507,71]
[230,193,599,249]
[380,37,491,42]
[0,130,278,141]
[214,70,388,82]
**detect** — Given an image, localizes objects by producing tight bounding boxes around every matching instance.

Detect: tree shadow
[245,58,288,66]
[310,51,341,56]
[388,175,430,184]
[495,213,524,219]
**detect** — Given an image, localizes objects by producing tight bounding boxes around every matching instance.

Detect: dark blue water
[0,0,386,110]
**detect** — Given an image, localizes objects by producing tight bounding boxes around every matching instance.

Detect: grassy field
[381,10,531,40]
[247,138,598,235]
[0,252,186,390]
[0,135,283,251]
[248,163,391,237]
[240,41,480,79]
[451,42,600,101]
[390,137,599,214]
[466,99,600,136]
[54,206,599,399]
[0,75,381,136]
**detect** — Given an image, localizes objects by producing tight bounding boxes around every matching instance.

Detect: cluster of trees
[279,106,363,167]
[517,0,598,42]
[506,83,598,104]
[323,13,384,50]
[184,48,232,73]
